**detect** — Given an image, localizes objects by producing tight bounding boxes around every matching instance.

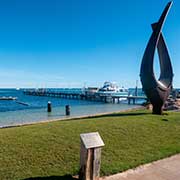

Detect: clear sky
[0,0,180,88]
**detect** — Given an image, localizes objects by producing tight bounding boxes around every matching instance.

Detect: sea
[0,88,143,127]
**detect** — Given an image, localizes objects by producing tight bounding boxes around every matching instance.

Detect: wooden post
[79,132,105,180]
[47,101,52,112]
[133,98,135,104]
[65,105,70,115]
[128,98,130,104]
[135,80,138,96]
[112,97,115,104]
[104,97,107,103]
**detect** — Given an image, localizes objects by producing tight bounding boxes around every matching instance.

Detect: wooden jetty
[23,89,147,104]
[23,89,87,100]
[111,95,148,104]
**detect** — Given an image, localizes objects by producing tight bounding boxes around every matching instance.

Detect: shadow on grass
[23,174,78,180]
[162,118,169,122]
[87,112,150,119]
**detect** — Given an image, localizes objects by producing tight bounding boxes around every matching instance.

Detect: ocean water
[0,88,142,127]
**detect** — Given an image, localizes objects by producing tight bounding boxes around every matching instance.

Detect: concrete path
[100,154,180,180]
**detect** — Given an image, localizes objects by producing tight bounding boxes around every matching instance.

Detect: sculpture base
[152,104,163,115]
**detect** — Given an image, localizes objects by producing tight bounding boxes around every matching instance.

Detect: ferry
[97,82,129,101]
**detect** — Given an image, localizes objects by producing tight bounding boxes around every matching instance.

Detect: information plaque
[80,132,105,149]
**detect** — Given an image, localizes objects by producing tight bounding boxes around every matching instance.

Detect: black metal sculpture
[140,1,173,115]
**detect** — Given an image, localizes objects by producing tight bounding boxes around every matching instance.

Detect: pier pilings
[23,90,147,105]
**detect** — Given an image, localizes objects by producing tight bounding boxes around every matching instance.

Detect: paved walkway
[100,154,180,180]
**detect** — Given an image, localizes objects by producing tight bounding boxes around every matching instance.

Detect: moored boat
[97,82,129,101]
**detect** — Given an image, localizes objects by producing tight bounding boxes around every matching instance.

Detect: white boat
[97,82,129,101]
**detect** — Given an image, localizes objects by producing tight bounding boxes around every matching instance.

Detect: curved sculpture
[140,1,173,115]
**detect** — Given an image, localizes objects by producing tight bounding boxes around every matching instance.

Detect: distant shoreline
[0,106,145,129]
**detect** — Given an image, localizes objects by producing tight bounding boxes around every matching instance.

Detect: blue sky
[0,0,180,88]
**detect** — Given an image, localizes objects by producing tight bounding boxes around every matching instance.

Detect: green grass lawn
[0,109,180,179]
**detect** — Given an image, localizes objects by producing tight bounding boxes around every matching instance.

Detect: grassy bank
[0,109,180,179]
